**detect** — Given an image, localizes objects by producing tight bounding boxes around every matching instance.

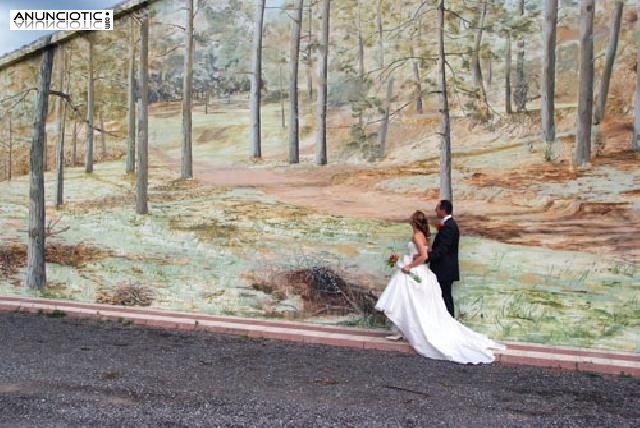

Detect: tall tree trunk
[126,15,136,174]
[634,2,640,152]
[505,32,512,114]
[56,46,67,208]
[306,2,313,100]
[515,0,527,112]
[100,112,106,158]
[182,0,194,178]
[541,0,558,161]
[251,0,265,159]
[575,0,594,167]
[438,0,452,201]
[472,0,487,88]
[410,46,423,114]
[85,36,94,173]
[594,1,623,125]
[357,1,365,127]
[487,53,492,87]
[289,0,303,164]
[376,0,384,68]
[316,0,330,166]
[8,115,12,181]
[72,120,77,167]
[43,89,49,173]
[279,59,285,128]
[205,85,209,114]
[64,47,72,158]
[377,76,394,157]
[136,12,149,215]
[27,37,54,290]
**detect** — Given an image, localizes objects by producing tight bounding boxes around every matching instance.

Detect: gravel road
[1,312,638,427]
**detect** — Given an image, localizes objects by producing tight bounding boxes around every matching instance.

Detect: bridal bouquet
[387,254,399,267]
[386,254,421,283]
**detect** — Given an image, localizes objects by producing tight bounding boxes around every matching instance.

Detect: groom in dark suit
[427,200,459,318]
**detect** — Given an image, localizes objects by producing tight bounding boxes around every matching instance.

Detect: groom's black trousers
[440,281,455,318]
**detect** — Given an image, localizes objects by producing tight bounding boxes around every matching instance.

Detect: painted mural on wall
[0,0,638,353]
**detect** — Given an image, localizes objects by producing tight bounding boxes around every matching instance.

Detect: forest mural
[0,0,638,353]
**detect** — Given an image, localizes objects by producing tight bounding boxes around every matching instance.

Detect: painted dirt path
[152,143,640,264]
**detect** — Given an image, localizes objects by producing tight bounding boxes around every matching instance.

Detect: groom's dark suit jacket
[428,218,460,285]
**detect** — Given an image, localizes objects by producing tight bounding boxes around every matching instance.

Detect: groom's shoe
[385,334,404,341]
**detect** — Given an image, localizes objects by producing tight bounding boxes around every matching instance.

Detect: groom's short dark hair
[440,200,453,215]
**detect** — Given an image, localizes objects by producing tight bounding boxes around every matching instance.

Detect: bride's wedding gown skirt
[376,243,505,364]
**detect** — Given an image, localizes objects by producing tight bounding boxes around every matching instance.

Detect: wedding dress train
[375,242,505,364]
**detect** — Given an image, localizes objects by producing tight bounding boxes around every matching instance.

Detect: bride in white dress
[375,210,505,364]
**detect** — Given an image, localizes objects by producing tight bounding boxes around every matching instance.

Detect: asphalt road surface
[1,312,638,427]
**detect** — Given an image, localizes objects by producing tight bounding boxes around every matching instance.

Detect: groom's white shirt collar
[441,214,452,225]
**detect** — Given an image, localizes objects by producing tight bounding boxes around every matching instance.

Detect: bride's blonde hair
[410,210,430,238]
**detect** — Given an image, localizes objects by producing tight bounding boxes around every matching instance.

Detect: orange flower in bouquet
[387,254,399,268]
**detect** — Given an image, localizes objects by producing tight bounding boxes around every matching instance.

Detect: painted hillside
[0,0,638,353]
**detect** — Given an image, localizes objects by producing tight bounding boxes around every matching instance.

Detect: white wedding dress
[375,242,505,364]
